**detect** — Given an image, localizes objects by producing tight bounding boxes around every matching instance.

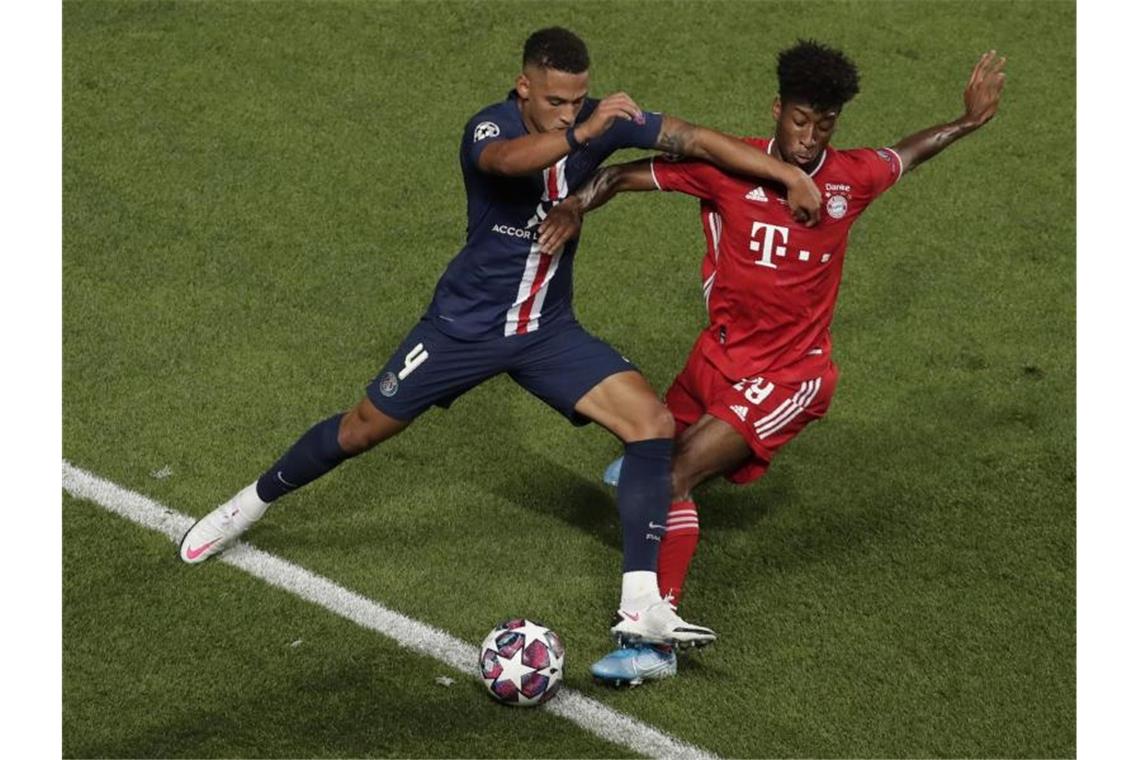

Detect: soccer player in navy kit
[538,41,1006,684]
[180,28,822,648]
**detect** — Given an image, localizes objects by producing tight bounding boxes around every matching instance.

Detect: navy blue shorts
[367,318,638,425]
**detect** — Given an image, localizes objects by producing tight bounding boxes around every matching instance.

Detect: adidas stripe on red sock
[657,499,699,605]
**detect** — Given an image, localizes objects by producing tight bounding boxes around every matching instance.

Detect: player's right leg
[181,319,494,564]
[179,397,408,563]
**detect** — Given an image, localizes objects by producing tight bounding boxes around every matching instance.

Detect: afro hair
[777,39,860,112]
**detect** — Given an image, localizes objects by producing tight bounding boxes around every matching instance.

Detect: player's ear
[771,97,782,122]
[516,73,531,101]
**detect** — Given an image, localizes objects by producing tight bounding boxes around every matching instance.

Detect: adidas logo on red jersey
[744,186,768,203]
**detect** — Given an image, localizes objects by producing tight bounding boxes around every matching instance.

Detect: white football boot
[610,595,717,648]
[179,484,267,564]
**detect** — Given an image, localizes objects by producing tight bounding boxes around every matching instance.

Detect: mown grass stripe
[61,460,718,760]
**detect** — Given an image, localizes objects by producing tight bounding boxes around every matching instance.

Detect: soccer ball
[479,618,565,706]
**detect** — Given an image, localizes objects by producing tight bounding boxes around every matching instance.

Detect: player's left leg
[591,415,751,686]
[594,359,839,686]
[608,361,840,602]
[572,371,716,648]
[507,324,714,648]
[659,364,839,605]
[659,415,755,601]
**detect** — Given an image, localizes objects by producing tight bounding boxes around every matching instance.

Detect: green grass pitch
[63,1,1074,757]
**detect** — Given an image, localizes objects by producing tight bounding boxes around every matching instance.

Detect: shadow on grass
[486,452,624,552]
[486,447,800,556]
[69,657,617,759]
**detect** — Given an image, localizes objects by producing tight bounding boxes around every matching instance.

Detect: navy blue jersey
[426,92,662,339]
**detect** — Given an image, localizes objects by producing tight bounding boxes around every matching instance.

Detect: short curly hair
[777,39,860,111]
[523,27,590,73]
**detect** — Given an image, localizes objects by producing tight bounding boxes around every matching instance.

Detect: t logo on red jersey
[749,221,832,269]
[749,222,788,269]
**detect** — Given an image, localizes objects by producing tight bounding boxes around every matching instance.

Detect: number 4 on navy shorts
[367,317,638,425]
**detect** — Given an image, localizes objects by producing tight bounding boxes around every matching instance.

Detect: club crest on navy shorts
[378,372,399,397]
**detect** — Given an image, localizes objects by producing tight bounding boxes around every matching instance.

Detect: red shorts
[664,347,839,484]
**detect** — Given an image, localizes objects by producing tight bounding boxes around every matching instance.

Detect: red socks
[657,499,699,605]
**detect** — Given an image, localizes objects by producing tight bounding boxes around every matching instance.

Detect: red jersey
[650,138,901,380]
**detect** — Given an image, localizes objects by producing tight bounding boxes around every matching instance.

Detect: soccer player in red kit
[538,40,1006,686]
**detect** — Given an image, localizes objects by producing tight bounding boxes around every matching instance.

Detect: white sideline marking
[61,461,718,760]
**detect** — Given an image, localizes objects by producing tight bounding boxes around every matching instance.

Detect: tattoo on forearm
[656,119,696,156]
[574,166,622,213]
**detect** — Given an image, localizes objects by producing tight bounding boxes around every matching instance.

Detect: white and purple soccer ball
[479,618,565,706]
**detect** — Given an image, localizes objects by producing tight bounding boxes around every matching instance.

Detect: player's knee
[335,410,369,455]
[629,404,675,442]
[337,405,387,454]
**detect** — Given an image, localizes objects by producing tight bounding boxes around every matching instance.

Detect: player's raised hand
[962,50,1006,128]
[577,92,644,142]
[537,197,583,255]
[889,49,1005,175]
[788,171,822,227]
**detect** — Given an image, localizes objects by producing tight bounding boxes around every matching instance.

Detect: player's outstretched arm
[655,116,821,225]
[536,161,655,254]
[891,50,1006,175]
[477,92,645,176]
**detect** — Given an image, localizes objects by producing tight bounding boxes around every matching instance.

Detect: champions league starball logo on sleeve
[473,121,500,142]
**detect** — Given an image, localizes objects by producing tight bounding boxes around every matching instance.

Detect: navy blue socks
[255,414,354,503]
[252,419,674,578]
[616,438,674,572]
